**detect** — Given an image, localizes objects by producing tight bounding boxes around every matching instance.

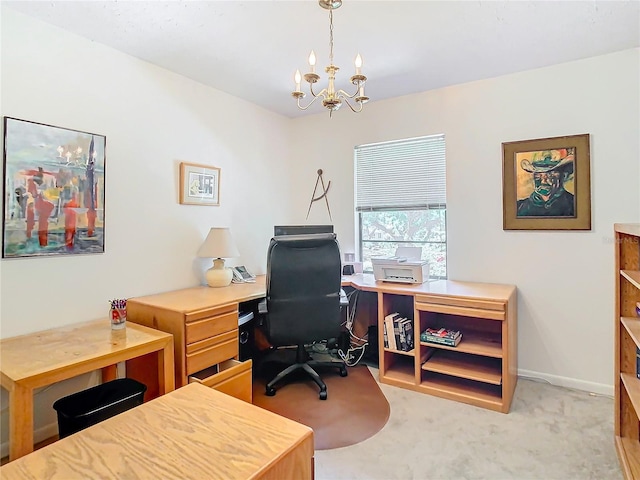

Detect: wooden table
[0,319,175,461]
[0,382,314,479]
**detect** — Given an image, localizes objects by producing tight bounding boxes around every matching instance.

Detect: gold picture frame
[502,134,591,230]
[179,162,220,206]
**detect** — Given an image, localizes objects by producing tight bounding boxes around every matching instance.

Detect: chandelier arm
[340,97,364,113]
[336,86,360,99]
[296,91,327,110]
[309,82,322,98]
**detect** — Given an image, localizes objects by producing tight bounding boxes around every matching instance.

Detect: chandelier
[291,0,369,116]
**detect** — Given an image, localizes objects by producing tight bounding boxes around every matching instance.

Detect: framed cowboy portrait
[502,134,591,231]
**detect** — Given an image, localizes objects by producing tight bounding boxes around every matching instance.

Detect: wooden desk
[0,383,314,480]
[125,278,267,402]
[129,273,517,412]
[0,319,175,461]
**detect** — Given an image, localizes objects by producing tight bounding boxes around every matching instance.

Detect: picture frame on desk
[179,161,220,206]
[502,133,591,231]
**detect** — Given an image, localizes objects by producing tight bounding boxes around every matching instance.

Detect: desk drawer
[185,303,237,323]
[186,311,238,345]
[189,359,253,403]
[415,301,505,321]
[186,331,238,375]
[415,294,505,312]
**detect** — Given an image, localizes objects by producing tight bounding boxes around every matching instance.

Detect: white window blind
[355,134,446,211]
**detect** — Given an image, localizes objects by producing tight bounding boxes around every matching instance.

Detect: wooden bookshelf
[614,223,640,479]
[363,277,516,413]
[413,285,516,413]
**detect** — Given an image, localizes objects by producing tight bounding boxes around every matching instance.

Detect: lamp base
[205,258,233,287]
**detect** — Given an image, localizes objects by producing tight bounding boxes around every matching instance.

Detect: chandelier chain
[329,9,334,65]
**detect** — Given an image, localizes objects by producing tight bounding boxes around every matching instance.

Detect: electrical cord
[337,289,371,366]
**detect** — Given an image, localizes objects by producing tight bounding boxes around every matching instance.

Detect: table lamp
[197,227,240,287]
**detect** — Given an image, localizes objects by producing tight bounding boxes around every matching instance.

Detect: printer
[372,247,429,284]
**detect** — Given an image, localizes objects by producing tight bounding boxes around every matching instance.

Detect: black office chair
[261,233,347,400]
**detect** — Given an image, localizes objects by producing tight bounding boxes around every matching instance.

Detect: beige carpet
[252,364,390,450]
[315,369,622,479]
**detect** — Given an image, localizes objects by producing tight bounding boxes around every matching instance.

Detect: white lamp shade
[197,227,240,259]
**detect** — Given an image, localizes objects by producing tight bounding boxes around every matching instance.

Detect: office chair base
[264,345,347,400]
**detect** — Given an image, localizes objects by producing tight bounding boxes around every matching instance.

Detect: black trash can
[52,378,147,438]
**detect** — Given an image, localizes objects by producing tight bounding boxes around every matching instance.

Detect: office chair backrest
[265,233,342,346]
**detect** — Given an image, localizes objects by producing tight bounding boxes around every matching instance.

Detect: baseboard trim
[1,422,58,461]
[518,369,613,397]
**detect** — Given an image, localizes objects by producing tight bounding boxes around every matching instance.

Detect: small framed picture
[179,162,220,206]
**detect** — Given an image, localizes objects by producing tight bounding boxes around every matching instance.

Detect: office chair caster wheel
[265,386,276,396]
[339,367,348,377]
[319,390,327,400]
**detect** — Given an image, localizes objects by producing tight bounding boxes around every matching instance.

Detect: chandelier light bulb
[294,69,302,92]
[355,53,362,74]
[308,50,317,73]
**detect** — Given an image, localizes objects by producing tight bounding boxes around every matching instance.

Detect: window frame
[354,134,447,279]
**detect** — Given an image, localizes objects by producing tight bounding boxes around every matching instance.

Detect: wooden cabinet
[370,279,517,413]
[614,223,640,479]
[125,283,265,403]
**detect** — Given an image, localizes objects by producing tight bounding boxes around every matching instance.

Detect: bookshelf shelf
[616,437,640,480]
[621,373,640,415]
[622,270,640,290]
[419,372,503,410]
[422,350,502,385]
[383,347,415,357]
[614,223,640,479]
[621,317,640,346]
[420,331,503,358]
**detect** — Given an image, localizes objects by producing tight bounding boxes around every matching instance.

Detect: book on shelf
[421,334,462,347]
[420,328,463,347]
[396,317,407,351]
[384,312,400,350]
[383,313,414,351]
[383,321,389,348]
[400,318,414,351]
[421,327,461,341]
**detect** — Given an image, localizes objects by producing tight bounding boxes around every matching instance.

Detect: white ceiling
[5,1,640,119]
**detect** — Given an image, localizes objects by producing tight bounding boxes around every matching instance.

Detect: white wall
[289,48,640,395]
[0,8,295,450]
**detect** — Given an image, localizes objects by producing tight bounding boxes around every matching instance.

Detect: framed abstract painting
[2,117,106,258]
[502,134,591,231]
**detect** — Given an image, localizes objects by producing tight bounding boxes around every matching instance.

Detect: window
[355,135,447,279]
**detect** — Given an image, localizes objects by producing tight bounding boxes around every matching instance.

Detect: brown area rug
[252,363,390,450]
